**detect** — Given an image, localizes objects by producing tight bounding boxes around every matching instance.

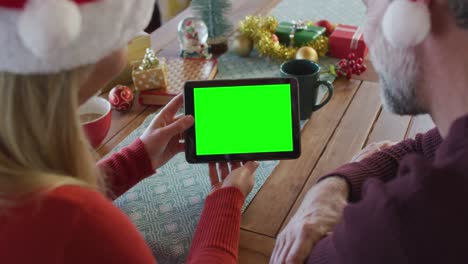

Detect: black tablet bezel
[184,77,301,164]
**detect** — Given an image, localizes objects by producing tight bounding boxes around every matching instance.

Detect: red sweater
[307,116,468,263]
[0,139,244,264]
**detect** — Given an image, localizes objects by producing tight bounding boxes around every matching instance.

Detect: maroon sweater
[308,115,468,263]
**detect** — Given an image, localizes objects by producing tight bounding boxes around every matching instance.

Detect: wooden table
[97,1,435,263]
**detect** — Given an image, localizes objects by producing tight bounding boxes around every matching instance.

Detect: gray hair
[449,0,468,28]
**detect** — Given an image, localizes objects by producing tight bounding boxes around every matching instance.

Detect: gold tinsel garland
[239,16,329,61]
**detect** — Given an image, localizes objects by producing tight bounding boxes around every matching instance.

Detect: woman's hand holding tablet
[184,78,301,163]
[209,161,260,197]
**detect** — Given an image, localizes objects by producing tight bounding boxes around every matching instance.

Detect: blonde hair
[0,67,106,208]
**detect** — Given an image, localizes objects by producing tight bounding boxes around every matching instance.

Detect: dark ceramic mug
[280,59,334,120]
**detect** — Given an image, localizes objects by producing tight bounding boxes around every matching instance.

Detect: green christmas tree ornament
[191,0,233,54]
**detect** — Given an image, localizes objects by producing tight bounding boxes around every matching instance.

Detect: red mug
[79,97,112,148]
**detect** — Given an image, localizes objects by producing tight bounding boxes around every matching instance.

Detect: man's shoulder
[364,151,467,206]
[384,152,468,262]
[349,151,464,236]
[340,153,468,263]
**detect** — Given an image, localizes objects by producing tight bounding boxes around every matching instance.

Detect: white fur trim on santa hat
[0,0,155,74]
[382,0,431,48]
[18,0,82,58]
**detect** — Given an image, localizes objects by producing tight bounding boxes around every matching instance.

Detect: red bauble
[316,20,335,36]
[109,85,134,112]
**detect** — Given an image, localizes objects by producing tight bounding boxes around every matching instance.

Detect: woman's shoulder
[40,185,112,214]
[43,185,125,220]
[42,185,156,263]
[46,185,108,205]
[18,185,128,230]
[2,186,155,263]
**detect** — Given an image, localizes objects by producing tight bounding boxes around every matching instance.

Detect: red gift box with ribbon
[329,24,368,59]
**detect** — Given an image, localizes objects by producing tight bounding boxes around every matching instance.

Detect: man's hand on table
[140,94,194,170]
[271,177,348,264]
[270,140,396,263]
[351,141,397,162]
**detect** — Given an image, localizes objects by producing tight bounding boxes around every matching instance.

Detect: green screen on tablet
[184,77,301,163]
[193,84,293,155]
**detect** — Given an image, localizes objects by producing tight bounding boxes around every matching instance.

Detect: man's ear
[382,0,432,48]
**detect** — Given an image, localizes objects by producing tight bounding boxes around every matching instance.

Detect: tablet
[184,78,301,163]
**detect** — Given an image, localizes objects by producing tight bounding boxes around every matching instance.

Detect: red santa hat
[382,0,432,48]
[0,0,155,74]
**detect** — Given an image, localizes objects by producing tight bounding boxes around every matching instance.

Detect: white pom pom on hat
[17,0,82,58]
[0,0,155,74]
[382,0,432,48]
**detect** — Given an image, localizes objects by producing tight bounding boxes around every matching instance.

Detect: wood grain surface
[281,81,382,232]
[366,109,412,145]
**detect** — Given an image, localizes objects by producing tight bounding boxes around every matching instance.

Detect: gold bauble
[232,35,254,57]
[295,47,319,62]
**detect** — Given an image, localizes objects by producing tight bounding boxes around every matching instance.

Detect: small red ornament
[271,33,279,43]
[335,53,368,80]
[109,85,134,112]
[316,20,335,36]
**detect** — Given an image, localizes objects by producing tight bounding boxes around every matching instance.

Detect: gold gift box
[132,58,168,91]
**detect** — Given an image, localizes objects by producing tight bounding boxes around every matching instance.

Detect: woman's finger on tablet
[208,163,219,186]
[147,94,183,129]
[170,114,184,124]
[161,94,184,118]
[159,115,194,140]
[230,161,241,170]
[219,163,230,180]
[242,161,259,177]
[175,142,185,153]
[220,161,259,197]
